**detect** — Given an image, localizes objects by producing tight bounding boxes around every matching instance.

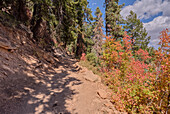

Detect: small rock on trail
[97,89,108,99]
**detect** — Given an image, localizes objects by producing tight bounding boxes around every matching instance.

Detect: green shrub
[86,53,98,66]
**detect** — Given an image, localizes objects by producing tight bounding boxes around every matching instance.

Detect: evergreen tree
[124,11,151,51]
[105,0,124,39]
[75,0,93,58]
[92,7,104,57]
[54,0,78,48]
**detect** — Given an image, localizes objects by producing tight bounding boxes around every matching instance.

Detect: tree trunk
[76,33,84,58]
[32,18,47,41]
[105,0,108,36]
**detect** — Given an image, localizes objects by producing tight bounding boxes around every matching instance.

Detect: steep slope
[0,23,59,113]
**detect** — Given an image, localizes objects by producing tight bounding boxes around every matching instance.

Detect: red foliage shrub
[101,30,169,113]
[80,53,86,61]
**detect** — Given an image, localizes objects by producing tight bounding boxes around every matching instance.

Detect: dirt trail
[12,57,119,114]
[0,56,119,114]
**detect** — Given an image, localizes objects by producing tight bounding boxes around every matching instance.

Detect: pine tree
[92,7,104,57]
[124,11,151,51]
[57,0,79,48]
[105,0,124,39]
[75,0,93,58]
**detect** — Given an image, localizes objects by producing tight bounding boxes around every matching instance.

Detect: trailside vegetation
[101,30,169,113]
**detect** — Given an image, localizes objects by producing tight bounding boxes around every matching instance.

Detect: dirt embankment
[0,23,60,113]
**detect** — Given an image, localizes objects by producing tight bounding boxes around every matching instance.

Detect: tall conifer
[92,7,104,57]
[105,0,124,39]
[124,11,151,51]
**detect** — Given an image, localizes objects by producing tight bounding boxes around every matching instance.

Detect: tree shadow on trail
[0,52,82,114]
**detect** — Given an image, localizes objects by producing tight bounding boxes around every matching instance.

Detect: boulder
[83,70,98,82]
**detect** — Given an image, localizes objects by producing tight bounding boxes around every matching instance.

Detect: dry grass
[79,60,103,77]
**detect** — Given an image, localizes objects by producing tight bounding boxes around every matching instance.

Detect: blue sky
[87,0,170,48]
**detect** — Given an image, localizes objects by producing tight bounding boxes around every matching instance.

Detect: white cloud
[92,3,96,5]
[143,16,170,47]
[120,0,170,48]
[120,0,168,19]
[162,0,170,16]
